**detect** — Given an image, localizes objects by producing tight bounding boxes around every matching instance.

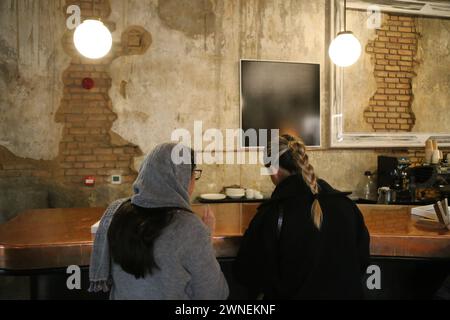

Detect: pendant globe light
[328,0,362,67]
[73,1,112,59]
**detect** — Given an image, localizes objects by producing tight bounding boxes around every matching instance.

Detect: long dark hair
[108,149,196,279]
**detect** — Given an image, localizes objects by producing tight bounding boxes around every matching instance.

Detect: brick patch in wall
[53,0,152,185]
[407,148,450,166]
[364,14,419,132]
[0,0,152,185]
[55,60,141,185]
[375,147,450,167]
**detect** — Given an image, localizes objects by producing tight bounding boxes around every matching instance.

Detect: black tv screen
[240,60,321,147]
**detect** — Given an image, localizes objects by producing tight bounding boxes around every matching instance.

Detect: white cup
[431,150,441,164]
[245,189,255,199]
[254,191,264,200]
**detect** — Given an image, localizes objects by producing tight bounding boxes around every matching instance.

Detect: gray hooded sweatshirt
[89,143,229,300]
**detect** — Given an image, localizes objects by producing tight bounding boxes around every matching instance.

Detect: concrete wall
[0,0,68,160]
[106,0,382,198]
[343,10,377,133]
[412,16,450,133]
[1,0,431,223]
[108,0,326,154]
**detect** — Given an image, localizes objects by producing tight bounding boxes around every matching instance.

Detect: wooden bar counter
[0,204,449,271]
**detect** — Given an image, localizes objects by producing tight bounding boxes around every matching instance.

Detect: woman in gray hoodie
[89,143,229,300]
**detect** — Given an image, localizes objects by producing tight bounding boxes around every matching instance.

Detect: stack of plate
[199,194,226,201]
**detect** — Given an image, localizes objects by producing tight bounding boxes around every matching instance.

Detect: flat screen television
[240,59,321,147]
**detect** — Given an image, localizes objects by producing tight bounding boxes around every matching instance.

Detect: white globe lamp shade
[73,20,112,59]
[328,31,362,67]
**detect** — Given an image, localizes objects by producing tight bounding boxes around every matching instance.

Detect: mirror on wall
[330,0,450,147]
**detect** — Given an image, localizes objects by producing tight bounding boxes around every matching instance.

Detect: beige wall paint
[0,0,69,160]
[0,0,407,212]
[343,10,377,133]
[412,16,450,133]
[106,0,379,197]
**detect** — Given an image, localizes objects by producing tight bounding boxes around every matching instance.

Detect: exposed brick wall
[0,3,445,193]
[0,0,151,186]
[53,0,151,185]
[364,14,419,132]
[374,146,450,167]
[407,147,450,166]
[55,62,141,184]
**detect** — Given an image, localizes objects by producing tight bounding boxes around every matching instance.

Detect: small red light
[84,176,95,186]
[82,78,95,90]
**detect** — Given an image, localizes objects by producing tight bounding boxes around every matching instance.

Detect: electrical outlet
[111,175,122,185]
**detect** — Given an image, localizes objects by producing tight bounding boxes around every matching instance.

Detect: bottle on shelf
[362,171,377,202]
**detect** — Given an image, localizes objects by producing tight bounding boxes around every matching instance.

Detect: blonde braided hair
[280,135,323,230]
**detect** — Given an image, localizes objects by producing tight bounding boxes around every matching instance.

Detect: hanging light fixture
[329,0,362,67]
[73,1,112,59]
[73,19,112,59]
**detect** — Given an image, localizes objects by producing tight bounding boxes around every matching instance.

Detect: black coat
[233,174,370,300]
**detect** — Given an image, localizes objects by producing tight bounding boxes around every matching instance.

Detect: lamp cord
[344,0,347,32]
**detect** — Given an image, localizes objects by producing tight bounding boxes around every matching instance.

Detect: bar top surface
[0,204,449,270]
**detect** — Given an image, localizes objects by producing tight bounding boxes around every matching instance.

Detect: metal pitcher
[378,187,395,204]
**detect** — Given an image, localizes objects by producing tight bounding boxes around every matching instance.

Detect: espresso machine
[377,156,412,203]
[377,156,450,204]
[409,164,450,202]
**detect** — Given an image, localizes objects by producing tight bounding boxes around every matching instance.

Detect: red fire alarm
[82,77,95,90]
[84,176,96,186]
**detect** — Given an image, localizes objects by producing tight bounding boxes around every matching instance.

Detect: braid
[289,141,319,195]
[283,136,323,230]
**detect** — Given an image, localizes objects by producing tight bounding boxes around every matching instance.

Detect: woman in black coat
[234,134,370,300]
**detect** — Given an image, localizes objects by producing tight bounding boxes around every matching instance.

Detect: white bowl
[226,193,245,198]
[228,194,245,199]
[227,192,245,197]
[225,188,245,197]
